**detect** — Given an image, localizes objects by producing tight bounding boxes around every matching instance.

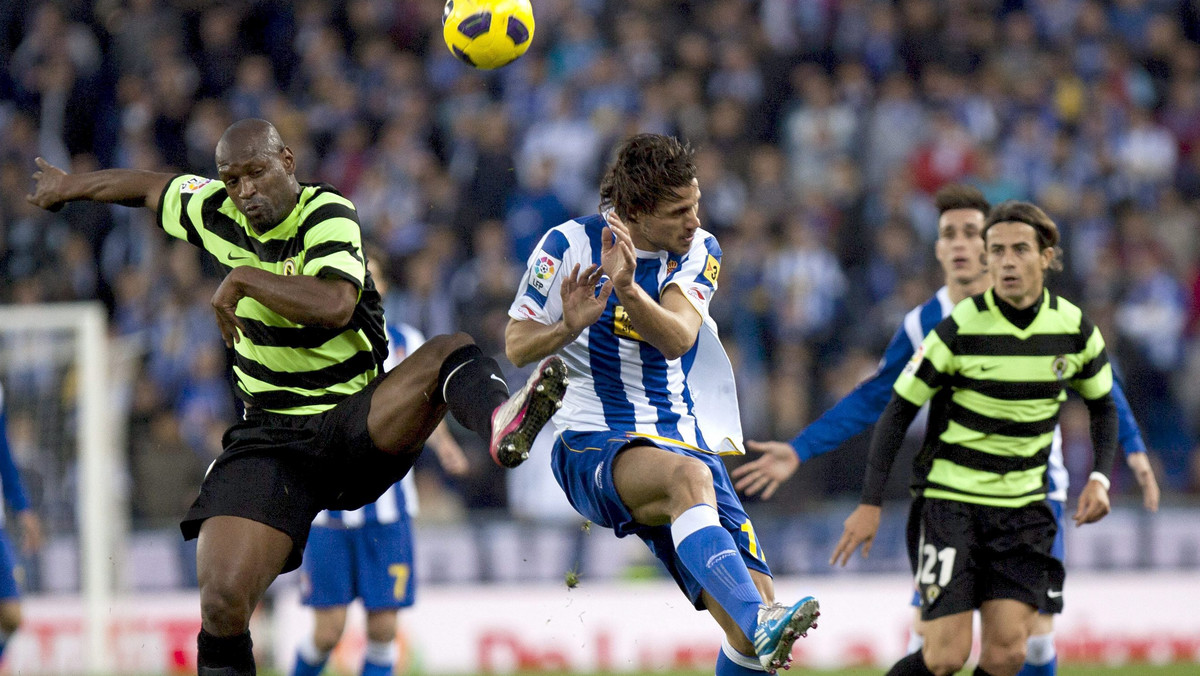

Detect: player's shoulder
[298,182,357,217]
[949,290,991,325]
[167,174,224,202]
[539,215,599,258]
[688,227,721,258]
[1044,291,1085,326]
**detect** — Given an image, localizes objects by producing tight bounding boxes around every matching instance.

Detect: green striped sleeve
[300,193,365,287]
[1072,324,1113,400]
[158,175,225,243]
[893,328,953,407]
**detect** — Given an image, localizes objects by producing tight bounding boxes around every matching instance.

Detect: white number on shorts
[919,545,957,587]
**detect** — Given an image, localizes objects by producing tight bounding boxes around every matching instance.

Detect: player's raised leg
[366,332,565,467]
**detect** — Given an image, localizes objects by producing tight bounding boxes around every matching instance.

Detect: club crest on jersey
[531,253,560,294]
[1051,355,1067,380]
[666,260,678,274]
[703,255,720,284]
[180,176,213,193]
[613,305,643,341]
[282,257,298,275]
[925,584,941,605]
[904,344,925,376]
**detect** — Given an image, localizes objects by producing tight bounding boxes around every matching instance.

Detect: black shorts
[906,496,1064,621]
[181,376,416,573]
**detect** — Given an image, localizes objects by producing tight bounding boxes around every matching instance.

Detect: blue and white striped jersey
[0,384,30,529]
[509,214,741,453]
[791,286,1148,502]
[311,322,422,528]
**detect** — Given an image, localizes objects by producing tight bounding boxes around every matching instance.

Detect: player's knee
[199,579,253,634]
[979,640,1026,675]
[922,646,968,675]
[0,603,21,634]
[312,624,344,653]
[668,457,714,504]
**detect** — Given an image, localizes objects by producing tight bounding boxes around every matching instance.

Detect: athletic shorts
[551,430,771,610]
[906,497,1064,621]
[909,498,1066,611]
[181,376,415,573]
[300,515,416,611]
[0,529,21,600]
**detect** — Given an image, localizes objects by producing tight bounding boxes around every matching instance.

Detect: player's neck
[946,277,990,305]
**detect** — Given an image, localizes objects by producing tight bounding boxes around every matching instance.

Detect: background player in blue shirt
[731,184,1160,676]
[291,257,470,676]
[0,384,44,663]
[506,134,818,676]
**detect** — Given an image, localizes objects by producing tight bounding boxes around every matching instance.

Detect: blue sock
[291,637,328,676]
[671,504,763,641]
[716,638,766,675]
[361,639,395,676]
[1018,632,1057,676]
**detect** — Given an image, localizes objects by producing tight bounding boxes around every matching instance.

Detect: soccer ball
[442,0,535,70]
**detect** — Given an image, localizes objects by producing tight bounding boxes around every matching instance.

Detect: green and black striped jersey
[157,174,386,415]
[893,288,1113,508]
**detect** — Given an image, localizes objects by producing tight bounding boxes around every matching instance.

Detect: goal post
[0,302,119,674]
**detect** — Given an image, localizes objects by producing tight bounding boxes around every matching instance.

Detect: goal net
[0,302,120,673]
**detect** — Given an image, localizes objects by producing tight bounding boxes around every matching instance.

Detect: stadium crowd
[1,0,1200,541]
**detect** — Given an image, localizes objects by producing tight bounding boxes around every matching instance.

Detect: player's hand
[1073,479,1111,526]
[27,156,71,212]
[1126,452,1160,512]
[430,423,470,476]
[561,263,612,335]
[601,211,636,292]
[18,511,43,554]
[211,268,248,347]
[830,504,881,566]
[731,440,800,500]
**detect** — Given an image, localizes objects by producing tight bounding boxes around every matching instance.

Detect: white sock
[364,638,397,664]
[1026,632,1056,666]
[297,634,331,663]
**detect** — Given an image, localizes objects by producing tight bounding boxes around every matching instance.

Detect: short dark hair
[934,184,990,216]
[984,200,1064,271]
[598,134,696,222]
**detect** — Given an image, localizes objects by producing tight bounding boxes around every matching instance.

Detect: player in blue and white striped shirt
[506,134,818,676]
[292,267,469,676]
[0,384,43,664]
[732,184,1160,676]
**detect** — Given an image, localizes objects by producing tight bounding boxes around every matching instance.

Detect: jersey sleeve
[1070,319,1114,401]
[791,322,916,461]
[664,233,721,319]
[300,191,366,290]
[1110,375,1147,455]
[892,318,956,407]
[509,228,572,325]
[156,174,225,245]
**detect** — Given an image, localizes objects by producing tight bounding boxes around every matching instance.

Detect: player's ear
[280,146,295,174]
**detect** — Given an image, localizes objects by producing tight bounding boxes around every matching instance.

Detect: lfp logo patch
[181,176,213,193]
[530,253,560,294]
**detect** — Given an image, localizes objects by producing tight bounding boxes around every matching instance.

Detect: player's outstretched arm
[27,157,173,212]
[1126,452,1160,512]
[506,263,611,367]
[831,504,881,566]
[731,440,800,499]
[211,268,357,347]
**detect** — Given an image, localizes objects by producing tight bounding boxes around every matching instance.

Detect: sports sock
[1018,632,1057,676]
[291,635,329,676]
[974,667,998,676]
[671,504,762,641]
[907,628,924,655]
[437,344,510,441]
[886,650,936,676]
[716,637,766,675]
[361,639,396,676]
[197,629,255,676]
